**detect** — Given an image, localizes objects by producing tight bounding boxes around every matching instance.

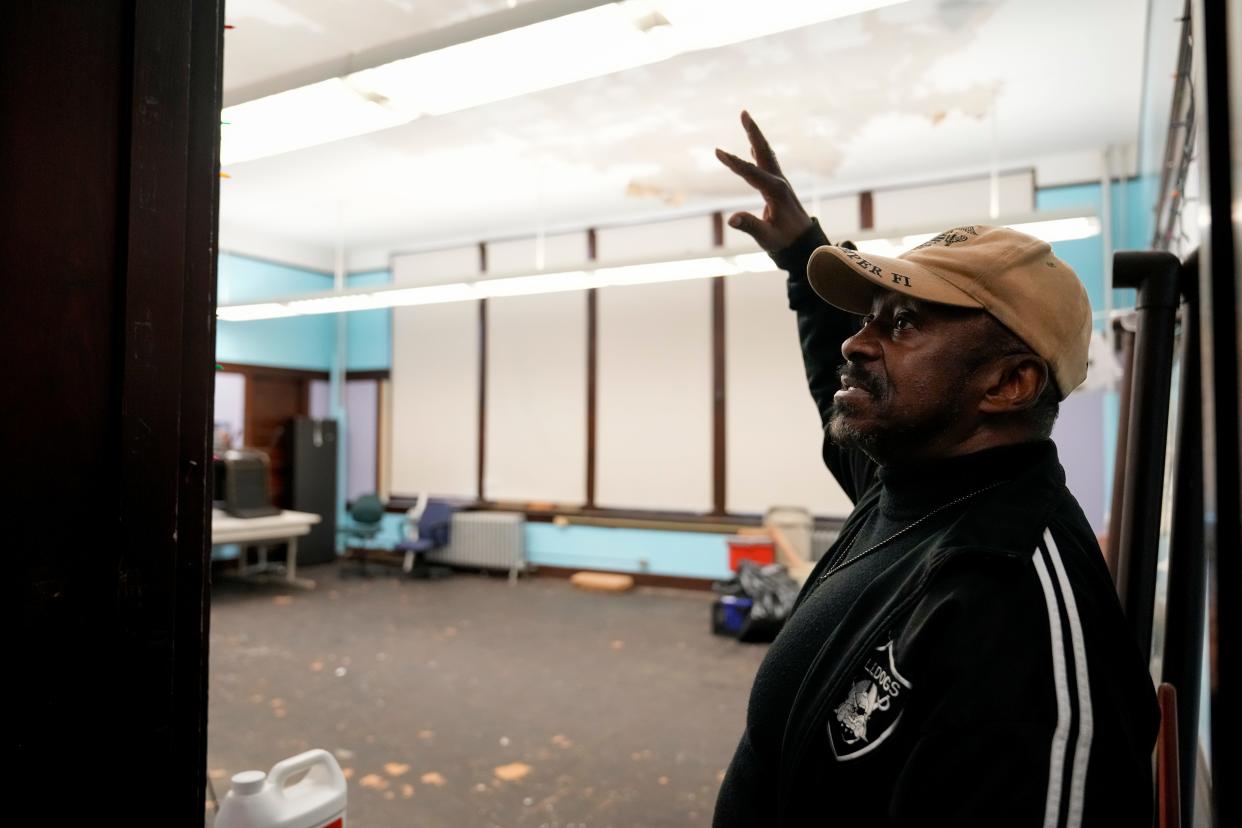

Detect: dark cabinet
[285,417,338,565]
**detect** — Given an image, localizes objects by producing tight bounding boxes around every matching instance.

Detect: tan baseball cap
[806,225,1092,398]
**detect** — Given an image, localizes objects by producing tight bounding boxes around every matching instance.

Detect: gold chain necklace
[814,480,1009,587]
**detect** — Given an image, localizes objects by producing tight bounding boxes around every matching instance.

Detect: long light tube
[217,213,1101,322]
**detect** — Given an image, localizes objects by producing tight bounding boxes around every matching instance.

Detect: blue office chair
[395,497,456,579]
[339,493,387,576]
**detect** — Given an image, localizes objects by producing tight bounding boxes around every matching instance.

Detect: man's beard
[827,363,887,453]
[827,362,969,462]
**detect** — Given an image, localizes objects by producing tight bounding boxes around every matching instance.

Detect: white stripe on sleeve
[1044,529,1094,828]
[1033,551,1072,828]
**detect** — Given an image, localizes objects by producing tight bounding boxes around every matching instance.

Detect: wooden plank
[586,228,598,508]
[477,298,488,501]
[711,212,727,515]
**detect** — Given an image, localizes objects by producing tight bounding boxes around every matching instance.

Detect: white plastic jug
[215,749,347,828]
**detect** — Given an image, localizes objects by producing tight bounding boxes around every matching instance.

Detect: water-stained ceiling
[219,0,1147,261]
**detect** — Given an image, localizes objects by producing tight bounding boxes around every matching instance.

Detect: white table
[211,509,323,589]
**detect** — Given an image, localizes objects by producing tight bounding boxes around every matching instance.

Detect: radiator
[444,511,527,577]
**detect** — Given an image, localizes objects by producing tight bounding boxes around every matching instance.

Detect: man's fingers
[715,147,787,197]
[726,211,775,249]
[741,110,783,176]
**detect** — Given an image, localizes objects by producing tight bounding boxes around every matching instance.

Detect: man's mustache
[838,363,885,397]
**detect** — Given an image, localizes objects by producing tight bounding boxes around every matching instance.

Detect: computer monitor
[214,449,280,518]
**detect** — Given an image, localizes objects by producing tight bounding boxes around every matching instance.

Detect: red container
[728,536,775,572]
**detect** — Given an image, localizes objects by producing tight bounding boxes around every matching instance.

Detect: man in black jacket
[711,111,1158,827]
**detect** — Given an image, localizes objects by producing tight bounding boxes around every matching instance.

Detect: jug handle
[268,749,345,798]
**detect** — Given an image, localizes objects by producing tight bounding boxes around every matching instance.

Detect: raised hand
[715,110,813,253]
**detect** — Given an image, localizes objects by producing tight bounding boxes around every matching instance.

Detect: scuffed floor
[207,564,768,827]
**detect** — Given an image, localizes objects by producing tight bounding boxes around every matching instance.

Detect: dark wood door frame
[5,1,223,822]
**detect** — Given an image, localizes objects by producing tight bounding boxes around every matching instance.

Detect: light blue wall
[216,253,336,370]
[218,252,332,302]
[351,516,735,581]
[215,255,392,372]
[525,523,734,580]
[1036,180,1152,324]
[217,316,337,371]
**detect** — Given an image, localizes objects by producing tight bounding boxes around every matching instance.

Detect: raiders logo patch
[828,638,912,761]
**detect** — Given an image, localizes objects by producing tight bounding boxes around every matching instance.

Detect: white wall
[595,277,713,512]
[392,244,479,287]
[486,232,589,274]
[485,291,587,504]
[595,214,715,261]
[872,171,1034,228]
[213,372,246,448]
[725,269,853,516]
[347,379,379,501]
[390,300,480,498]
[381,180,1050,515]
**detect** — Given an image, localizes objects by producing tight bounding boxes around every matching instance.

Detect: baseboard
[531,564,716,591]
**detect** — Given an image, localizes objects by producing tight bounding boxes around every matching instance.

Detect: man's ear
[977,354,1048,415]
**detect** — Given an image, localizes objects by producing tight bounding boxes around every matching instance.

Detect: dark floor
[207,563,768,827]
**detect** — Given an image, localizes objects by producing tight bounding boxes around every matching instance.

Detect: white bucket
[215,749,347,828]
[765,505,814,563]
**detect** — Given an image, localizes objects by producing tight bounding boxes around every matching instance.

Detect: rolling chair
[394,495,456,579]
[339,493,387,576]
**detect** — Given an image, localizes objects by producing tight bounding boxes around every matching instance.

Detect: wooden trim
[586,227,598,508]
[216,361,329,381]
[711,211,727,515]
[586,288,598,508]
[1156,682,1180,828]
[859,190,875,231]
[711,276,727,515]
[382,498,846,534]
[216,362,387,383]
[477,297,488,501]
[375,379,384,495]
[241,372,254,448]
[377,379,391,499]
[4,0,221,817]
[532,565,715,591]
[347,368,390,381]
[178,1,223,815]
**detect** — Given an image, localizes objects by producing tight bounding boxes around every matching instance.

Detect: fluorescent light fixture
[730,252,777,272]
[216,252,773,320]
[475,270,593,298]
[855,215,1101,258]
[216,213,1098,321]
[1008,216,1101,242]
[221,79,411,166]
[216,302,302,321]
[595,256,741,286]
[222,0,909,165]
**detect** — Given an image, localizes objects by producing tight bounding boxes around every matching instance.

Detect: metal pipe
[1106,324,1136,581]
[1113,250,1181,661]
